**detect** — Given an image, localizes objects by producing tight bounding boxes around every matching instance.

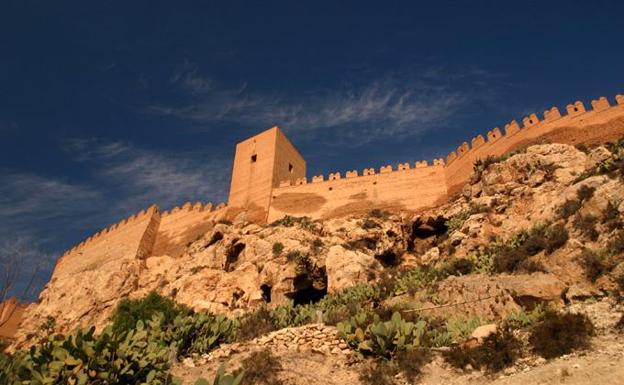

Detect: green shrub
[337,312,427,359]
[446,204,490,233]
[505,304,546,329]
[111,291,191,335]
[234,348,283,385]
[444,328,521,373]
[270,215,317,232]
[529,311,594,359]
[272,242,284,256]
[165,313,237,356]
[235,307,279,342]
[477,223,567,274]
[2,320,173,385]
[209,364,244,385]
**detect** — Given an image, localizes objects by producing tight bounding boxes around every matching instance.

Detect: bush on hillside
[602,201,623,232]
[529,311,594,359]
[111,291,191,335]
[576,185,596,202]
[1,320,173,385]
[358,360,396,385]
[573,214,599,241]
[235,307,279,342]
[444,328,522,373]
[559,199,582,219]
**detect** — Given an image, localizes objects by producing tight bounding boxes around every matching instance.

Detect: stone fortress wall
[266,94,624,222]
[49,93,624,288]
[51,202,228,282]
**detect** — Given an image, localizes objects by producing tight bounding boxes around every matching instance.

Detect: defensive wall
[50,201,228,282]
[264,94,624,222]
[48,93,624,286]
[0,298,27,339]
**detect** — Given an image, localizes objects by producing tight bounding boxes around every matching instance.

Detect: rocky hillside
[6,140,624,385]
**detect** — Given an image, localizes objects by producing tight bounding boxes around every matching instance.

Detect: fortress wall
[267,161,448,222]
[152,201,220,258]
[0,298,27,338]
[444,95,624,196]
[51,205,161,279]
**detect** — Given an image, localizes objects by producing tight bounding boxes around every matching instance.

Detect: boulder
[325,245,380,294]
[470,323,497,341]
[498,273,566,307]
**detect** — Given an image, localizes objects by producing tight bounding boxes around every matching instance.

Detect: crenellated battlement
[160,201,216,217]
[444,94,622,167]
[276,156,445,189]
[59,204,159,258]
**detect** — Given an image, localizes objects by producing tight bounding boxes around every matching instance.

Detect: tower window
[251,154,257,162]
[288,163,293,173]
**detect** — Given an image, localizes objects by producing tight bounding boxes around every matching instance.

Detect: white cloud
[170,59,214,94]
[61,139,230,212]
[0,173,101,225]
[150,71,472,146]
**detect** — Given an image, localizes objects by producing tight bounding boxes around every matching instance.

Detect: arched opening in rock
[408,216,448,253]
[288,267,328,306]
[260,284,272,303]
[225,241,245,272]
[375,250,401,267]
[207,231,224,247]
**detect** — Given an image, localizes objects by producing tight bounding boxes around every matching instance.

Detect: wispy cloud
[148,66,499,146]
[62,138,230,212]
[170,59,214,94]
[0,173,102,231]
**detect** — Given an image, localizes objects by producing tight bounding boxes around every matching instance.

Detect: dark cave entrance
[289,269,328,306]
[260,284,272,303]
[224,241,245,272]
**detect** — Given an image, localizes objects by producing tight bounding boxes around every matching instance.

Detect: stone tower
[227,126,306,223]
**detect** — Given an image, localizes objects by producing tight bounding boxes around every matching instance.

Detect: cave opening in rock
[375,250,401,267]
[225,241,245,272]
[291,284,327,306]
[407,216,448,252]
[260,284,272,303]
[207,231,224,247]
[289,268,328,306]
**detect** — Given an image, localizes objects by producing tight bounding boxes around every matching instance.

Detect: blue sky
[1,1,623,298]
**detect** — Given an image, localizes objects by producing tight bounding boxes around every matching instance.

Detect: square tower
[227,126,306,223]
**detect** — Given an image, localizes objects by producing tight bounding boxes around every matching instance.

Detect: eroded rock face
[325,245,381,294]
